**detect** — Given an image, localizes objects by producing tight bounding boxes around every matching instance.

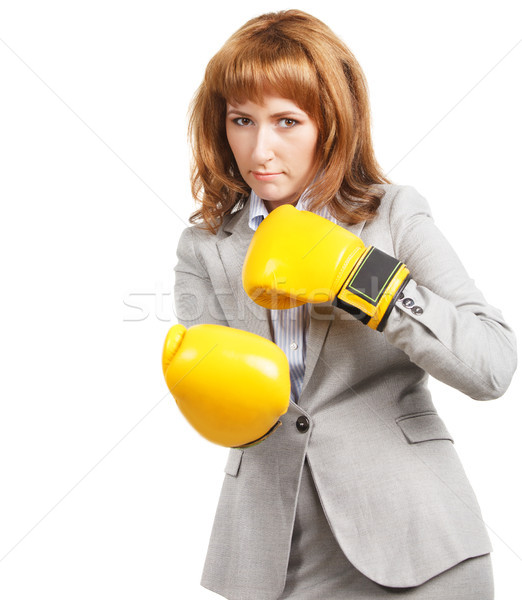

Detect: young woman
[174,9,516,600]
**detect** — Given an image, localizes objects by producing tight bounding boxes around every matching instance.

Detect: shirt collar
[248,191,269,232]
[248,189,339,232]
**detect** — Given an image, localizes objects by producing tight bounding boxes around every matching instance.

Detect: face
[225,94,319,211]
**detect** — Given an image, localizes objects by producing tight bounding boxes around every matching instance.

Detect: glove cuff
[333,246,410,331]
[233,420,282,449]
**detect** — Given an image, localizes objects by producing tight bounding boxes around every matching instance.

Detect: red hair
[188,10,389,233]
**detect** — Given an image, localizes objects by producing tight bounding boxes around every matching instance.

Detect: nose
[251,126,275,165]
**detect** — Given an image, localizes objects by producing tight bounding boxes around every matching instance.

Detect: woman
[174,9,516,600]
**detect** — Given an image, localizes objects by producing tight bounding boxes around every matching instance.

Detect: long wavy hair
[188,9,390,233]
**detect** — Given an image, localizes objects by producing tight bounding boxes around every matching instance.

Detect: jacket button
[402,297,415,308]
[296,416,310,433]
[412,306,424,315]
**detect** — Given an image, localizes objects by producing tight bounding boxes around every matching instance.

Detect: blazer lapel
[300,218,367,396]
[216,200,273,341]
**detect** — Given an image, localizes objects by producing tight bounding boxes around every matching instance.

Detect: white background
[0,1,521,598]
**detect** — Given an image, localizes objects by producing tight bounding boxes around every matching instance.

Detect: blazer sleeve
[382,186,517,400]
[174,227,229,329]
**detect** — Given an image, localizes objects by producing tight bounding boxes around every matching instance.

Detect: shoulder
[360,184,436,255]
[175,225,213,270]
[367,184,435,240]
[373,184,432,222]
[176,209,243,267]
[179,205,245,243]
[177,217,230,249]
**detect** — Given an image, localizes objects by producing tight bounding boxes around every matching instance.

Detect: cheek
[226,128,245,166]
[301,130,319,167]
[225,124,235,154]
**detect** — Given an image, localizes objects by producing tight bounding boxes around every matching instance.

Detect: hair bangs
[210,42,321,118]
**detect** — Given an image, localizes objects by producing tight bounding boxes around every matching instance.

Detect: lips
[251,171,283,181]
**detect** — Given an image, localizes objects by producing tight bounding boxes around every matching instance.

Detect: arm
[174,227,229,329]
[383,186,517,400]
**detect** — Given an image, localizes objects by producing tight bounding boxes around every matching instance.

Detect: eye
[278,118,298,128]
[232,117,253,127]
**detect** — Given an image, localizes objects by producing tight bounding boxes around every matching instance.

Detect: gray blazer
[174,184,516,600]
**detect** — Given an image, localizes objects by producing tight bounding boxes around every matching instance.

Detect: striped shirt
[248,190,339,403]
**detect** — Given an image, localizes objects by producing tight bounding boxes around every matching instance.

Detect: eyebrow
[226,108,306,118]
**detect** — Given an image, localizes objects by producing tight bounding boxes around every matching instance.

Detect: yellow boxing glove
[162,323,290,447]
[242,204,410,331]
